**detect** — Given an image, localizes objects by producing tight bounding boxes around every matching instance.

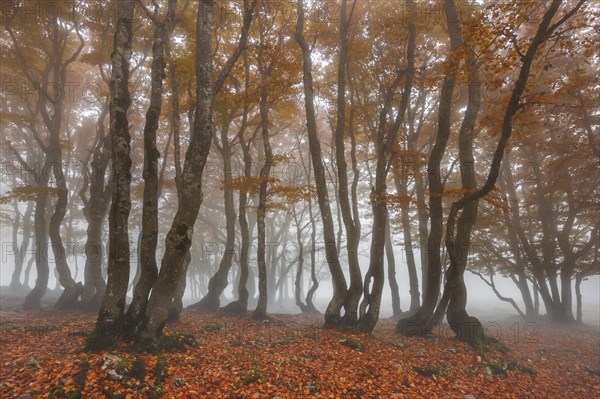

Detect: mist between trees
[1,239,548,267]
[0,158,553,187]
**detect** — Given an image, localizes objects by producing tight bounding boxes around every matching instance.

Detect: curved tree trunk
[23,168,50,309]
[397,3,458,335]
[253,38,273,319]
[296,0,347,326]
[88,0,136,348]
[139,0,256,343]
[80,104,111,311]
[305,196,320,314]
[223,64,253,315]
[9,200,23,291]
[385,217,401,317]
[332,0,362,326]
[393,163,420,313]
[358,19,415,333]
[127,0,178,334]
[16,202,34,290]
[441,16,483,345]
[192,117,237,312]
[294,225,309,313]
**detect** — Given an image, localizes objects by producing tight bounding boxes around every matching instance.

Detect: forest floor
[0,298,599,398]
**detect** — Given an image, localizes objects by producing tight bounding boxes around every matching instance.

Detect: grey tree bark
[80,103,111,311]
[253,61,273,319]
[191,113,237,312]
[358,19,415,333]
[88,0,136,348]
[331,0,362,326]
[126,0,178,334]
[296,0,348,326]
[400,0,586,343]
[385,217,401,316]
[139,0,256,343]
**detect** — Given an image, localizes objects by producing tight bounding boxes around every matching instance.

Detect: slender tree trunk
[385,218,401,316]
[429,12,484,344]
[296,0,347,326]
[140,0,255,342]
[16,202,34,289]
[294,215,310,313]
[192,119,237,312]
[80,104,111,311]
[398,3,458,335]
[50,127,81,309]
[88,0,136,348]
[393,162,420,312]
[190,107,236,313]
[359,19,415,333]
[23,169,50,309]
[332,0,362,326]
[9,200,22,290]
[221,54,253,316]
[306,197,320,314]
[298,143,320,315]
[126,0,177,334]
[253,55,273,319]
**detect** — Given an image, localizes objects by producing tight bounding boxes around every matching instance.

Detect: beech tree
[138,0,256,343]
[88,0,136,346]
[296,0,348,326]
[4,0,85,309]
[399,0,587,345]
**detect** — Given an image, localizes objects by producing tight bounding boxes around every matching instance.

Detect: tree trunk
[439,7,484,345]
[23,168,50,309]
[80,104,111,311]
[385,218,401,317]
[296,0,347,326]
[393,162,420,313]
[397,3,458,336]
[192,119,237,312]
[9,200,23,290]
[127,0,177,334]
[332,0,362,326]
[16,202,34,290]
[222,53,253,315]
[359,19,415,333]
[294,218,310,313]
[167,251,191,322]
[140,0,255,342]
[88,0,136,349]
[49,103,80,309]
[253,49,273,319]
[306,197,320,314]
[575,274,584,323]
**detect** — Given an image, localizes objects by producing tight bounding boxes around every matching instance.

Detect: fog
[2,225,598,326]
